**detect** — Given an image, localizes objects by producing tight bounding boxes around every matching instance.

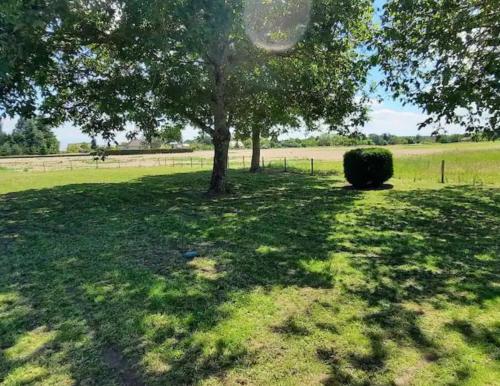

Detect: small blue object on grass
[182,250,198,259]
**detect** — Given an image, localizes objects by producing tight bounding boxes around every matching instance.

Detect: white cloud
[362,104,464,136]
[0,116,17,133]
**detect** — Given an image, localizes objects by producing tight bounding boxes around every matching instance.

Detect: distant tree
[158,124,183,145]
[197,133,213,146]
[0,122,11,156]
[67,143,91,153]
[378,0,499,138]
[5,118,59,155]
[232,91,300,172]
[436,134,463,143]
[0,122,6,145]
[185,132,215,151]
[369,134,386,146]
[66,144,78,153]
[141,123,183,149]
[0,142,22,156]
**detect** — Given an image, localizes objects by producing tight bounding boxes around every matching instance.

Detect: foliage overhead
[1,0,373,136]
[378,0,499,138]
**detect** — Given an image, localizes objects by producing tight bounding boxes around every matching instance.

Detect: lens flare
[244,0,312,53]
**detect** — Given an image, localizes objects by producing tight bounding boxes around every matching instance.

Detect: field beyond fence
[1,143,499,185]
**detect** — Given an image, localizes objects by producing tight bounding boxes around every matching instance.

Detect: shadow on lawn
[319,185,500,385]
[0,170,358,385]
[0,171,499,385]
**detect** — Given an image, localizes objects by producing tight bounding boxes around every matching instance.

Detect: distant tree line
[267,133,485,148]
[186,132,488,150]
[0,119,59,156]
[255,134,372,148]
[367,133,473,146]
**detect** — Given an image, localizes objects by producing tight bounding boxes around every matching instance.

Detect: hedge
[343,147,394,188]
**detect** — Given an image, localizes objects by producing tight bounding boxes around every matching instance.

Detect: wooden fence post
[441,160,445,183]
[310,158,314,176]
[284,157,287,172]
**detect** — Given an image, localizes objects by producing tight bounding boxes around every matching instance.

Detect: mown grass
[0,153,499,385]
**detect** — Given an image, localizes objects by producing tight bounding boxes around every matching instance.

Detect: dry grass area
[231,142,499,161]
[0,142,499,171]
[203,141,500,162]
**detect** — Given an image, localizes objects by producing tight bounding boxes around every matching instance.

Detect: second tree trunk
[250,126,261,173]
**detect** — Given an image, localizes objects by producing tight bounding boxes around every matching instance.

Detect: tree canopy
[1,0,373,193]
[378,0,499,138]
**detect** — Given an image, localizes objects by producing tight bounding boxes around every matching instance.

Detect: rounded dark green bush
[343,147,394,188]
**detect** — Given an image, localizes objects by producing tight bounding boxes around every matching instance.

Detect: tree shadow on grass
[319,185,500,385]
[0,170,359,385]
[1,173,499,385]
[342,183,394,191]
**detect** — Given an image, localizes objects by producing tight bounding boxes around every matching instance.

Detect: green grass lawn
[1,156,499,385]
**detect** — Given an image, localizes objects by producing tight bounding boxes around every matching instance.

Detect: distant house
[119,139,146,150]
[168,142,190,149]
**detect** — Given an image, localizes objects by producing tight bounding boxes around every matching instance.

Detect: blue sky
[1,0,462,149]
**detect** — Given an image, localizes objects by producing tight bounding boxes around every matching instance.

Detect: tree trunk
[209,131,230,194]
[208,64,231,195]
[250,126,261,173]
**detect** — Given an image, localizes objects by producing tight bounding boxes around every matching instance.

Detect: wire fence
[0,154,497,185]
[0,155,340,177]
[0,155,211,172]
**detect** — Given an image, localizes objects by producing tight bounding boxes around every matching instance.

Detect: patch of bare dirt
[103,345,145,386]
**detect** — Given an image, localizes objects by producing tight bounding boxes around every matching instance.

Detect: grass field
[0,146,499,385]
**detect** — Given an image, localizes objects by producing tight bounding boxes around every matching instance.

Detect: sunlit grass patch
[2,364,49,386]
[4,327,57,361]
